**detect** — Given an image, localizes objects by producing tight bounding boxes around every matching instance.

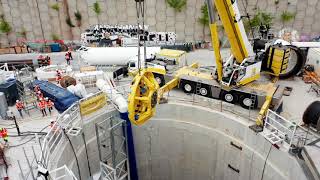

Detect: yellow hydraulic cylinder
[210,23,223,81]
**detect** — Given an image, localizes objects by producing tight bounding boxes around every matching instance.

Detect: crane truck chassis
[161,65,284,111]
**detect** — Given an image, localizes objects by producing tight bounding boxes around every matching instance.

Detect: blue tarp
[0,79,19,106]
[32,80,80,113]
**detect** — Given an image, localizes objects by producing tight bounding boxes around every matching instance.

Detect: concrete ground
[0,48,317,179]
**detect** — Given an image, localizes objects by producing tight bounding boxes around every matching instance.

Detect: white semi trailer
[78,46,161,66]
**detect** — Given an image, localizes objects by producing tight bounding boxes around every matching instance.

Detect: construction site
[0,0,319,180]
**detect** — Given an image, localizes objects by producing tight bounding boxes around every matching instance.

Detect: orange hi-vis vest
[16,102,24,110]
[0,128,8,138]
[47,100,54,108]
[38,101,46,110]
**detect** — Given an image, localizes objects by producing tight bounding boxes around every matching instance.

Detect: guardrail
[49,165,78,180]
[39,91,113,172]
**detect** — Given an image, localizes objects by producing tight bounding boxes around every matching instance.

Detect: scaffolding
[15,65,37,115]
[96,115,130,180]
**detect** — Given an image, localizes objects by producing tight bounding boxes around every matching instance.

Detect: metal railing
[262,109,297,152]
[49,165,78,180]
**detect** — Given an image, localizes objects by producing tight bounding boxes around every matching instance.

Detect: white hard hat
[16,100,19,102]
[45,97,48,100]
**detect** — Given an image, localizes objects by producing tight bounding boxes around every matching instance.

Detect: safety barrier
[79,92,107,116]
[262,109,297,152]
[39,91,109,170]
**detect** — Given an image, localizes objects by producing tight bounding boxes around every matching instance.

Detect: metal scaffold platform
[15,65,37,114]
[95,115,130,180]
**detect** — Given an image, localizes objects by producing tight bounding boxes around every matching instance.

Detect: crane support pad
[264,45,290,76]
[79,92,107,116]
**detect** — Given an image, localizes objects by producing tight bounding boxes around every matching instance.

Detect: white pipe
[96,78,128,113]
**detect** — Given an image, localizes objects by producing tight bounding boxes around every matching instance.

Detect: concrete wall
[51,110,119,180]
[132,103,308,180]
[0,0,319,47]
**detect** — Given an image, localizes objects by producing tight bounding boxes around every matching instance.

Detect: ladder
[195,81,202,95]
[248,93,256,120]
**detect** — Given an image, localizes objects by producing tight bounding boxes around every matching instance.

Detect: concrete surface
[133,103,308,180]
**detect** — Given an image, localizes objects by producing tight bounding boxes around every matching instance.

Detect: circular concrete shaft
[132,103,308,180]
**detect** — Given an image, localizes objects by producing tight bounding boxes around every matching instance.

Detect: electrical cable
[260,144,273,180]
[239,0,255,39]
[8,134,45,148]
[63,129,82,180]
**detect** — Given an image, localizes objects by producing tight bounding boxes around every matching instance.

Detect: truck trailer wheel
[153,73,165,87]
[239,94,257,109]
[220,90,238,104]
[181,80,195,94]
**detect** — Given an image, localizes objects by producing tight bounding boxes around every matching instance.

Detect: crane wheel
[220,90,238,104]
[181,80,195,94]
[239,94,257,109]
[279,45,305,79]
[303,101,320,127]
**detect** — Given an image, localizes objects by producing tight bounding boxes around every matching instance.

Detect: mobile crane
[128,0,303,127]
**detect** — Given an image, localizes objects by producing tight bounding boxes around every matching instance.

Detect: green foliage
[166,0,186,12]
[0,15,12,35]
[74,10,82,27]
[249,11,274,27]
[51,33,60,41]
[50,3,60,11]
[93,1,102,15]
[66,17,75,27]
[280,11,296,23]
[198,3,209,26]
[18,28,27,38]
[74,10,82,21]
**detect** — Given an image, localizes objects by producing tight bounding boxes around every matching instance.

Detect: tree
[93,1,102,24]
[0,15,12,46]
[74,10,82,27]
[166,0,187,12]
[51,2,63,40]
[66,17,75,28]
[166,0,187,36]
[280,11,296,26]
[51,33,60,41]
[50,3,60,11]
[198,3,209,41]
[249,11,274,28]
